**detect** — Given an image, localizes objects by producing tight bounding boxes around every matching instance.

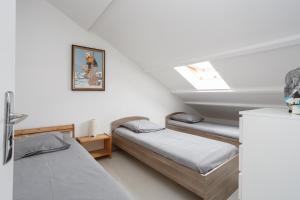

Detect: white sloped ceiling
[92,0,300,69]
[45,0,300,120]
[46,0,112,29]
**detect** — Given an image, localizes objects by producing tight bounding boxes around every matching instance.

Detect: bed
[166,112,240,146]
[111,116,239,200]
[13,124,131,200]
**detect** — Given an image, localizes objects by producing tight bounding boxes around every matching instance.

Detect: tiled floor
[99,150,238,200]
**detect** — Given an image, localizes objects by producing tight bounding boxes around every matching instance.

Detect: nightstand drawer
[77,134,112,159]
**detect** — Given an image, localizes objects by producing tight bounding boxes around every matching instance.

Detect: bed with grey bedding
[13,133,130,200]
[114,127,238,174]
[167,119,239,139]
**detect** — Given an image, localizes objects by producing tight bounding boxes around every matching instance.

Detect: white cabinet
[239,108,300,200]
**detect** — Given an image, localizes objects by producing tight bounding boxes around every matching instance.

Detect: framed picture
[72,45,105,91]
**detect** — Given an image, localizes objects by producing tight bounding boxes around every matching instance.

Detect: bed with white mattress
[111,116,239,200]
[13,125,131,200]
[114,127,237,174]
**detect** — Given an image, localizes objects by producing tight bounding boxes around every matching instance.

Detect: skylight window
[174,61,230,90]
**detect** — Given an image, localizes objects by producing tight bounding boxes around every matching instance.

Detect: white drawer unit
[239,108,300,200]
[238,116,243,200]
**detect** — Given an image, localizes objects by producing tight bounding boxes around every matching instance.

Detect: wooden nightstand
[77,134,112,159]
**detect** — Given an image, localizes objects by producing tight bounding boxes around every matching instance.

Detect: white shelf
[240,108,300,120]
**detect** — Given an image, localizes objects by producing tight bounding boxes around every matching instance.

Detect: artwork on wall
[72,45,105,91]
[284,68,300,114]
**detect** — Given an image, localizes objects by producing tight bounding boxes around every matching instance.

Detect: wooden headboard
[111,116,149,132]
[14,124,75,139]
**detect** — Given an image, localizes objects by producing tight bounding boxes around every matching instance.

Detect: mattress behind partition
[167,119,239,139]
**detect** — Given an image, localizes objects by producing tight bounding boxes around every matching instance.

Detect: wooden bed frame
[111,116,238,200]
[166,112,239,146]
[14,124,75,138]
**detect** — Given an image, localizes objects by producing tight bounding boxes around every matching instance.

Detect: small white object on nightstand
[89,119,98,137]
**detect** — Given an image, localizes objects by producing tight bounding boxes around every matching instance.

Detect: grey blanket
[13,134,131,200]
[115,127,238,174]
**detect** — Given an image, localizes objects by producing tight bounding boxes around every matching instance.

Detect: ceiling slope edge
[87,0,113,30]
[185,101,286,109]
[45,0,113,30]
[172,87,283,94]
[175,90,286,108]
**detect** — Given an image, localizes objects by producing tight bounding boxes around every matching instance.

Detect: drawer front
[238,172,242,199]
[239,145,243,172]
[239,117,243,143]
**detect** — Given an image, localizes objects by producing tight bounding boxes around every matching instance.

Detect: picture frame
[72,45,105,91]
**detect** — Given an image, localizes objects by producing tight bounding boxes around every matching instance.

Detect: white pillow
[170,113,204,123]
[122,120,165,133]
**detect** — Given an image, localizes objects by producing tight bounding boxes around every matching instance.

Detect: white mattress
[115,127,238,174]
[168,120,239,139]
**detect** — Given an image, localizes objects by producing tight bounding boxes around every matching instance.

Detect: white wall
[16,0,193,136]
